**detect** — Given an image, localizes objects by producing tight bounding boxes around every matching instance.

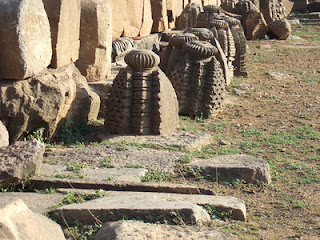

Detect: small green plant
[0,176,33,193]
[35,187,57,194]
[99,157,115,168]
[55,173,84,179]
[57,119,94,144]
[53,190,106,209]
[242,129,264,138]
[292,200,306,209]
[211,121,231,131]
[176,165,204,181]
[215,147,241,155]
[63,222,103,240]
[74,142,85,148]
[202,204,233,221]
[123,164,145,168]
[141,169,170,182]
[24,127,45,143]
[178,153,194,164]
[66,161,87,173]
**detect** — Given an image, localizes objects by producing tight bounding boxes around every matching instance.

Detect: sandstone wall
[111,0,222,39]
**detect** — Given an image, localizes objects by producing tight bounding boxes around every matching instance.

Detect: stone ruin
[105,50,179,135]
[169,39,226,117]
[0,0,297,138]
[0,1,280,239]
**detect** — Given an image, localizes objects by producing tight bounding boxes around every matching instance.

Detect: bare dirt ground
[174,19,320,239]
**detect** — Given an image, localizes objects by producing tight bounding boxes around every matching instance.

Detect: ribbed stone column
[209,19,235,73]
[223,16,248,77]
[125,50,160,134]
[165,33,199,76]
[105,49,179,135]
[184,41,225,117]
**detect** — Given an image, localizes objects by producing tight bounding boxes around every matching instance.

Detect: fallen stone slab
[0,199,66,240]
[44,144,184,173]
[57,189,246,221]
[95,220,238,240]
[0,140,45,188]
[96,130,212,151]
[40,163,147,182]
[30,176,215,195]
[0,0,52,79]
[188,154,272,184]
[53,195,210,224]
[0,121,9,147]
[0,192,64,214]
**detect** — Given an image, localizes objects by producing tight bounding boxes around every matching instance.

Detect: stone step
[57,189,246,221]
[188,154,272,184]
[30,176,216,195]
[40,163,147,182]
[52,195,211,225]
[95,220,238,240]
[44,143,184,173]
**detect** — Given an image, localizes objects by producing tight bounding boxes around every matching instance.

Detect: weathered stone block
[0,64,99,142]
[151,0,169,32]
[188,154,272,184]
[43,0,81,68]
[0,199,66,240]
[110,0,153,40]
[0,0,52,80]
[0,140,44,188]
[95,221,238,240]
[92,191,247,221]
[76,0,112,82]
[267,18,291,40]
[0,121,9,147]
[53,195,211,224]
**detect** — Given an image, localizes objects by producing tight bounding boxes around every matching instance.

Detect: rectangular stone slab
[56,189,246,221]
[30,176,215,195]
[40,163,147,182]
[188,154,272,184]
[53,195,210,224]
